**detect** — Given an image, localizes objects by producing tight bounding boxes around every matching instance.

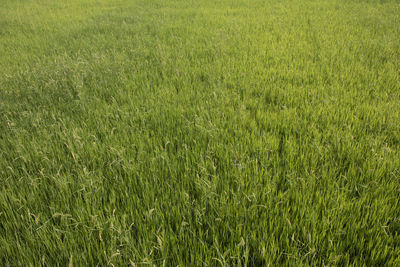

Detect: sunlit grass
[1,0,400,265]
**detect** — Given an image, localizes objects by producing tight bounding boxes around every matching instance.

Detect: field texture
[1,0,400,265]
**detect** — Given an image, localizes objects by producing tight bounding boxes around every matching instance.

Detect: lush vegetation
[1,0,400,265]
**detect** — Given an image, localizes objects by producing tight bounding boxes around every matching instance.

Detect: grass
[1,0,400,265]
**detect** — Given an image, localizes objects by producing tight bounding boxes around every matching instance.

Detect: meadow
[1,0,400,265]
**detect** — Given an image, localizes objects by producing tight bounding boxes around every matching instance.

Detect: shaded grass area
[1,0,400,265]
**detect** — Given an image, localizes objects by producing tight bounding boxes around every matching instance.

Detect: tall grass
[1,0,400,265]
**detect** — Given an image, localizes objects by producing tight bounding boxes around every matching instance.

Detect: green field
[1,0,400,265]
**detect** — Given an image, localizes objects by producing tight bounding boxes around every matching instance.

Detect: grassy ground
[1,0,400,265]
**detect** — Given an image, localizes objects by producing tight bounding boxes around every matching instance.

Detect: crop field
[1,0,400,265]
